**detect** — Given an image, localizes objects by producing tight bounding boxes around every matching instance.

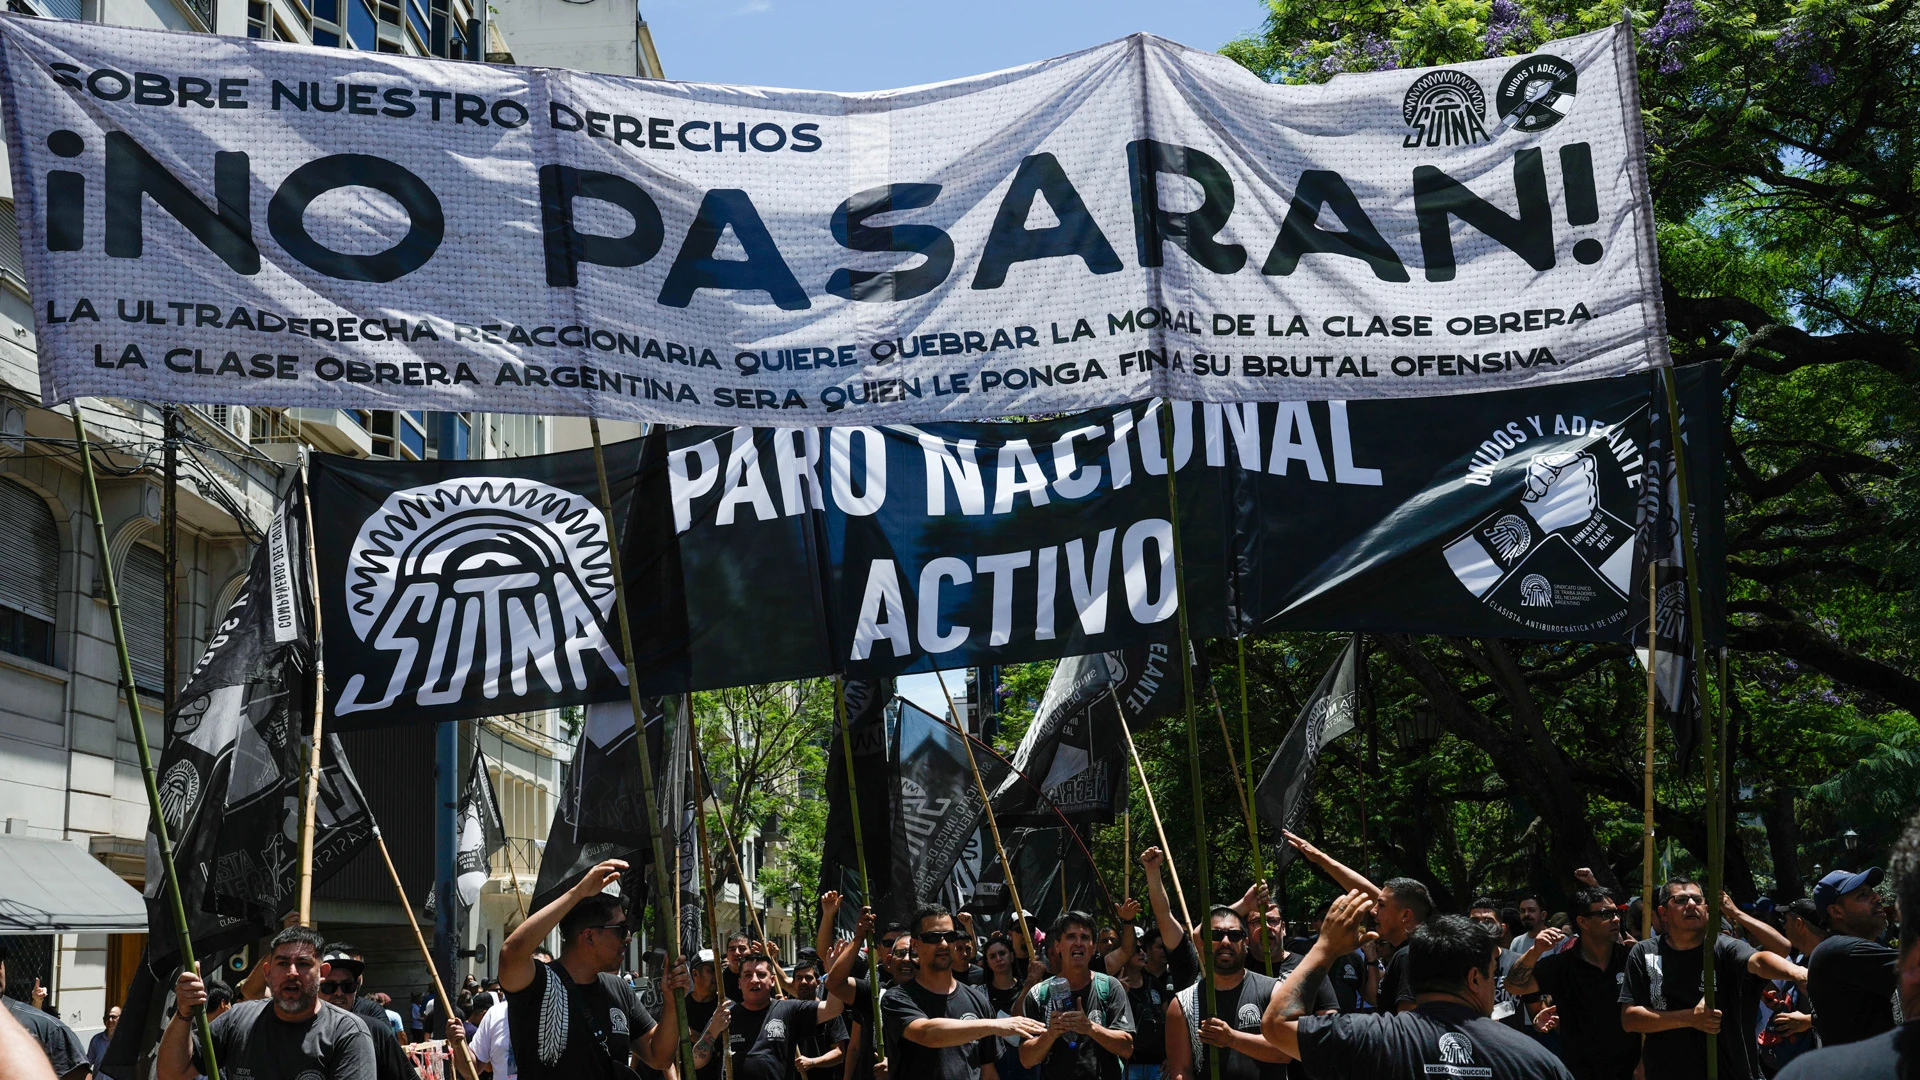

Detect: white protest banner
[0,18,1666,422]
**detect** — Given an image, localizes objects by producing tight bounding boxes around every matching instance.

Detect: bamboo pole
[934,672,1040,961]
[1642,562,1658,941]
[372,826,478,1076]
[71,407,219,1080]
[1115,689,1192,930]
[692,740,794,997]
[1237,638,1270,955]
[1661,369,1717,1077]
[1123,812,1131,903]
[297,468,327,928]
[831,676,885,1063]
[1207,683,1256,850]
[686,702,735,1080]
[588,420,697,1080]
[1156,400,1220,1080]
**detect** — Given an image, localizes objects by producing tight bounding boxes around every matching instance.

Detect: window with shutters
[121,543,167,693]
[0,479,56,665]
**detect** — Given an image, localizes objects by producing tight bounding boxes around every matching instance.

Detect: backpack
[1034,972,1122,1026]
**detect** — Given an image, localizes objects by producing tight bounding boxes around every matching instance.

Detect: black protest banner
[822,678,892,938]
[889,698,1007,924]
[566,699,669,844]
[455,751,507,916]
[308,369,1720,729]
[1256,635,1361,869]
[991,651,1133,827]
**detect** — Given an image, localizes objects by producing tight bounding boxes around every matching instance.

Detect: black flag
[146,480,372,970]
[455,750,507,916]
[567,699,670,844]
[821,678,892,938]
[992,653,1130,826]
[1256,636,1361,870]
[889,698,1009,924]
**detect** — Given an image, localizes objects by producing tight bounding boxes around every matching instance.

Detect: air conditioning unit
[198,404,250,443]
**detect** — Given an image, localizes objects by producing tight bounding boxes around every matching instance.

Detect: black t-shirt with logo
[1027,971,1137,1080]
[190,999,376,1080]
[1126,979,1170,1065]
[1619,934,1760,1080]
[1529,940,1636,1080]
[1177,970,1282,1080]
[880,979,998,1080]
[1295,1001,1576,1080]
[506,960,658,1080]
[1809,934,1900,1047]
[795,1003,849,1080]
[729,998,821,1080]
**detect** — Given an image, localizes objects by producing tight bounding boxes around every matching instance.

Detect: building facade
[0,0,665,1041]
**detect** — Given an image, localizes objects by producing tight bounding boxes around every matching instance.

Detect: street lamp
[1844,829,1860,855]
[1396,703,1441,749]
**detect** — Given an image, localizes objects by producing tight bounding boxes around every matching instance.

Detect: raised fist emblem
[1520,451,1598,533]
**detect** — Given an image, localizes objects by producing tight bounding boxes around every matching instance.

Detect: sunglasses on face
[1210,928,1248,942]
[1668,895,1706,907]
[588,922,633,939]
[319,979,359,994]
[1580,909,1620,920]
[916,931,966,944]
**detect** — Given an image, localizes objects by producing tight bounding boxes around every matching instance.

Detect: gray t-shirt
[6,996,86,1076]
[191,998,375,1080]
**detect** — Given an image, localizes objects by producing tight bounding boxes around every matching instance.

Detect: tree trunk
[1762,785,1804,900]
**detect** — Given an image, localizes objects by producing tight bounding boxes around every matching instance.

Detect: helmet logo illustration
[1519,574,1553,607]
[336,478,625,714]
[1483,513,1532,563]
[1402,70,1490,147]
[1437,1032,1474,1065]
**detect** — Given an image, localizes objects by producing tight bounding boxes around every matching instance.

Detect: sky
[640,0,1268,92]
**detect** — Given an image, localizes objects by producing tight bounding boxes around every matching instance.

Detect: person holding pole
[1140,848,1200,993]
[159,926,375,1080]
[1619,877,1807,1080]
[883,904,1046,1080]
[498,859,692,1080]
[1166,906,1317,1080]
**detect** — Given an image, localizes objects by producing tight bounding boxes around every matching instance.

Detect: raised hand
[1530,927,1567,955]
[570,859,628,899]
[1573,867,1599,887]
[1141,847,1165,873]
[1318,890,1379,955]
[1115,898,1142,923]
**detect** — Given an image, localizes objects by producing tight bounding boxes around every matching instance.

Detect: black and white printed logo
[1496,55,1578,133]
[1402,69,1490,147]
[1236,1002,1262,1029]
[1442,409,1649,635]
[335,478,625,715]
[1437,1032,1475,1065]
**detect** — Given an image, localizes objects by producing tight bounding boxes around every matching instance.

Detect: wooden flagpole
[71,407,219,1080]
[588,419,697,1080]
[830,676,885,1063]
[1237,638,1270,954]
[1155,400,1220,1080]
[1123,811,1131,903]
[684,699,735,1080]
[1642,562,1658,940]
[372,826,478,1076]
[1115,689,1192,930]
[691,739,794,996]
[934,672,1040,961]
[297,467,326,928]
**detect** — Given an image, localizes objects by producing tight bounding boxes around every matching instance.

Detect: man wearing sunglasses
[318,944,417,1080]
[883,904,1047,1080]
[1505,888,1638,1080]
[1620,877,1808,1080]
[497,859,691,1080]
[1167,907,1326,1080]
[1021,911,1135,1078]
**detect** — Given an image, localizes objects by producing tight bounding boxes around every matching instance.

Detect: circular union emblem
[1496,55,1578,132]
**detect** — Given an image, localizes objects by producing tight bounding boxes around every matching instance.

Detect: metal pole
[934,673,1040,961]
[161,406,177,719]
[71,407,219,1080]
[297,468,326,928]
[373,827,477,1076]
[1661,369,1716,1077]
[588,420,697,1080]
[1155,400,1219,1080]
[1643,562,1658,941]
[831,676,885,1062]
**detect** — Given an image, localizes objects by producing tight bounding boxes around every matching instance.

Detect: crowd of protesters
[5,814,1917,1080]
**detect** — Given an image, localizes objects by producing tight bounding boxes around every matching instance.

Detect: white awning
[0,835,146,934]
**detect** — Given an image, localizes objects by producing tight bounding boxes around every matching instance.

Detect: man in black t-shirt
[158,925,376,1080]
[497,859,691,1080]
[684,952,728,1080]
[1808,867,1900,1047]
[318,942,418,1080]
[1262,895,1574,1080]
[700,951,854,1080]
[1281,832,1429,1013]
[790,956,850,1080]
[1166,907,1311,1080]
[883,904,1046,1080]
[1506,888,1637,1080]
[1620,876,1808,1080]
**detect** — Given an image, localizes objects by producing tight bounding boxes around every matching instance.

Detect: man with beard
[699,948,855,1080]
[1021,911,1135,1078]
[497,859,692,1080]
[680,952,728,1080]
[1261,894,1574,1079]
[1166,907,1316,1080]
[158,925,375,1080]
[317,943,417,1080]
[1620,877,1808,1080]
[1505,888,1638,1080]
[1807,867,1900,1047]
[1510,898,1548,955]
[883,904,1046,1080]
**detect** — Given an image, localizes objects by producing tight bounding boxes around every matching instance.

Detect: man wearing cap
[320,942,419,1080]
[1808,867,1900,1047]
[684,950,728,1080]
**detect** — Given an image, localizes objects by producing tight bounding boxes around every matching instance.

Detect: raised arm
[817,891,843,963]
[1281,832,1380,900]
[500,859,625,994]
[1263,890,1376,1061]
[1719,894,1792,957]
[1104,898,1142,973]
[1748,949,1808,986]
[1140,847,1188,949]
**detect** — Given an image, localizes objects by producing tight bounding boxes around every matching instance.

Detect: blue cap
[1813,867,1884,912]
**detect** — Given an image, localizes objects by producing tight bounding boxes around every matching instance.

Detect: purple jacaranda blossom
[1644,0,1701,72]
[1484,0,1531,55]
[1808,62,1835,85]
[1321,32,1398,76]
